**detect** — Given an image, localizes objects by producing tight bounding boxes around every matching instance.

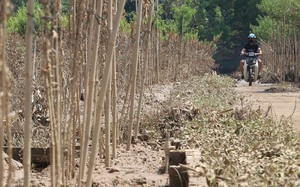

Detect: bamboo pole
[127,0,143,151]
[24,0,35,186]
[134,1,154,140]
[85,1,126,186]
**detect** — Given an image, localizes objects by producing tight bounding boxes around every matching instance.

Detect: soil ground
[235,80,300,133]
[4,78,300,186]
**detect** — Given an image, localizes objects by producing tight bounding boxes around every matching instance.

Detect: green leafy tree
[252,0,300,41]
[7,2,43,35]
[172,2,196,36]
[193,0,235,47]
[11,0,25,12]
[62,0,69,14]
[233,0,262,38]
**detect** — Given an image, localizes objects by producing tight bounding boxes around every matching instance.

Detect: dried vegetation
[2,1,300,186]
[141,74,300,186]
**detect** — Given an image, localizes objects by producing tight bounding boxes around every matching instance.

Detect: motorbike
[242,52,259,86]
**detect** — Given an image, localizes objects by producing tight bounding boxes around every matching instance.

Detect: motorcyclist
[240,33,263,79]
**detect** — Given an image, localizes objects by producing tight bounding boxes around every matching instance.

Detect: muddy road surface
[235,80,300,133]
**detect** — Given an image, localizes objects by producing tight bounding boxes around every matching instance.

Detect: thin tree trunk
[112,51,118,158]
[0,1,8,185]
[179,15,184,80]
[68,0,85,183]
[293,20,298,82]
[66,0,79,180]
[79,0,104,179]
[118,78,131,143]
[155,0,159,83]
[104,0,113,167]
[127,0,143,151]
[24,0,35,186]
[105,76,111,166]
[111,0,118,159]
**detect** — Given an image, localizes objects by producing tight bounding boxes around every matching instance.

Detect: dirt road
[235,80,300,133]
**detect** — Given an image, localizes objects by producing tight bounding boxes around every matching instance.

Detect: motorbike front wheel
[249,68,253,86]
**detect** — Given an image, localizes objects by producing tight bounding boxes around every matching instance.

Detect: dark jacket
[243,42,260,53]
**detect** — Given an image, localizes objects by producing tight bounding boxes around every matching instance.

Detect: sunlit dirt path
[235,80,300,133]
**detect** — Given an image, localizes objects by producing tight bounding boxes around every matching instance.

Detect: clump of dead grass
[141,73,300,186]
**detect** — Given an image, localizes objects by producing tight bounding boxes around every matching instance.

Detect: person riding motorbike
[240,33,263,79]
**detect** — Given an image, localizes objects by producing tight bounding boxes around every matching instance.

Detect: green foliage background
[8,2,43,34]
[8,0,300,72]
[8,0,68,35]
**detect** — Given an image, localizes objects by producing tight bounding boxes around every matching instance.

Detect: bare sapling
[150,28,155,84]
[79,0,104,180]
[155,0,160,83]
[66,0,85,182]
[24,0,35,186]
[85,1,126,186]
[45,30,63,186]
[291,13,298,82]
[112,51,118,158]
[117,77,131,143]
[0,0,9,185]
[0,77,3,187]
[105,0,113,167]
[134,1,154,140]
[105,77,112,166]
[43,1,65,184]
[67,1,81,181]
[127,0,143,151]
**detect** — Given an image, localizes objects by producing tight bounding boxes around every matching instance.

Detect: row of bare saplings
[0,0,215,186]
[261,18,300,83]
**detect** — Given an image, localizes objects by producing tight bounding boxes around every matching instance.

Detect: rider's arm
[258,48,262,55]
[240,48,247,55]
